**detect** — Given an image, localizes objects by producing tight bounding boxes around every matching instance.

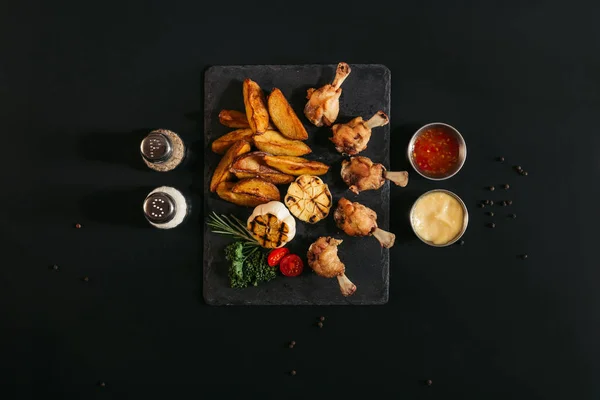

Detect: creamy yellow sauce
[411,192,464,245]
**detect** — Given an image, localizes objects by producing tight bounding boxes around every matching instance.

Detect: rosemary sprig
[207,212,259,245]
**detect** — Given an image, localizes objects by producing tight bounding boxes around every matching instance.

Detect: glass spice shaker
[143,186,190,229]
[140,129,186,172]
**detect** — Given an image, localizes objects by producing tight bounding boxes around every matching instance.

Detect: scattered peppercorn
[319,316,325,322]
[515,166,522,171]
[521,254,528,260]
[498,156,505,162]
[507,200,513,205]
[484,200,491,205]
[501,201,508,206]
[288,344,294,349]
[488,212,495,217]
[51,264,59,271]
[459,240,465,246]
[290,370,297,376]
[503,184,510,190]
[291,340,296,346]
[478,203,485,208]
[426,379,433,386]
[510,213,517,218]
[75,223,82,229]
[317,322,323,328]
[489,200,494,206]
[98,382,106,387]
[522,171,528,176]
[489,186,495,191]
[488,223,496,228]
[82,276,89,282]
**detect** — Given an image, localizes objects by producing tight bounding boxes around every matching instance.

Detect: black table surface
[1,1,599,398]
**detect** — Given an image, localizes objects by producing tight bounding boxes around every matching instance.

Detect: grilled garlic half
[247,201,296,248]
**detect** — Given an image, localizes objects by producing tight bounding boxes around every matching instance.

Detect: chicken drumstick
[304,62,351,127]
[330,111,389,155]
[334,198,396,248]
[307,236,356,297]
[341,156,409,194]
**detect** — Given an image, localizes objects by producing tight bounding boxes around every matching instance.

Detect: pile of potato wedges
[210,79,330,207]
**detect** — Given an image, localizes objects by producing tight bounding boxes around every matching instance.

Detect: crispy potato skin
[210,140,251,192]
[243,79,269,134]
[230,152,294,184]
[253,130,311,156]
[231,178,280,201]
[263,155,329,176]
[218,110,250,129]
[211,129,254,154]
[268,88,308,140]
[216,182,271,207]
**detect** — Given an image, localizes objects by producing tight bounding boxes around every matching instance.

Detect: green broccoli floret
[225,242,276,288]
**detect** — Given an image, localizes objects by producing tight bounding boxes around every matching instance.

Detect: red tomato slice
[279,254,304,277]
[267,248,290,267]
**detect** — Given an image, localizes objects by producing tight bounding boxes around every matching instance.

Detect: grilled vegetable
[247,201,296,248]
[211,129,254,154]
[216,182,272,207]
[210,140,252,192]
[243,79,269,134]
[267,88,309,140]
[263,155,329,176]
[253,130,312,156]
[284,175,332,224]
[230,152,295,184]
[231,178,281,202]
[218,109,250,129]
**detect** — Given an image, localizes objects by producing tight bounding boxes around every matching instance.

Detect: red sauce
[412,128,460,176]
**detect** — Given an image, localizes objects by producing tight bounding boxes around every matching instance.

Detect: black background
[1,1,599,398]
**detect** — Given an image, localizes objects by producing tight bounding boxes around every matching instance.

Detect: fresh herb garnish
[207,212,259,245]
[225,242,276,288]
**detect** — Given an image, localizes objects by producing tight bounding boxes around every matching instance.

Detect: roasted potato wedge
[267,88,308,140]
[210,140,252,192]
[231,178,280,202]
[211,128,254,154]
[230,152,295,184]
[263,155,330,176]
[218,109,250,129]
[253,130,312,156]
[243,79,269,134]
[216,182,271,207]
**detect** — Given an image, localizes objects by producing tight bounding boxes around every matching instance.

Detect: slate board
[203,64,391,305]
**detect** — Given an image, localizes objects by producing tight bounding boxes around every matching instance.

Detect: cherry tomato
[267,248,290,267]
[279,254,304,277]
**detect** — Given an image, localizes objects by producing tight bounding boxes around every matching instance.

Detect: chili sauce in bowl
[408,123,466,180]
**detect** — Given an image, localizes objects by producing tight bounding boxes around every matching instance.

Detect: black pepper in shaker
[141,129,186,172]
[144,187,190,229]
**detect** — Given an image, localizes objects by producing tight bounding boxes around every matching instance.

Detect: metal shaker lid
[140,132,173,163]
[143,192,176,224]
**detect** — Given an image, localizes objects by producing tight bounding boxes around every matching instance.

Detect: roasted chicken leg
[334,198,395,248]
[341,156,409,194]
[304,62,351,127]
[330,111,389,155]
[307,236,356,296]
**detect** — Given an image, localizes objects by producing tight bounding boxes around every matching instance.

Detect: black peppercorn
[498,156,505,162]
[319,316,325,322]
[51,264,59,271]
[459,240,465,246]
[522,171,528,176]
[288,344,294,349]
[484,200,491,205]
[489,200,494,206]
[82,276,89,282]
[426,379,433,386]
[489,186,495,191]
[501,201,508,206]
[291,340,296,346]
[503,184,510,190]
[510,213,516,218]
[488,212,494,217]
[75,223,82,229]
[521,254,528,260]
[478,203,485,208]
[98,382,106,387]
[488,223,496,228]
[507,200,513,205]
[515,165,522,171]
[317,322,323,328]
[290,370,297,376]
